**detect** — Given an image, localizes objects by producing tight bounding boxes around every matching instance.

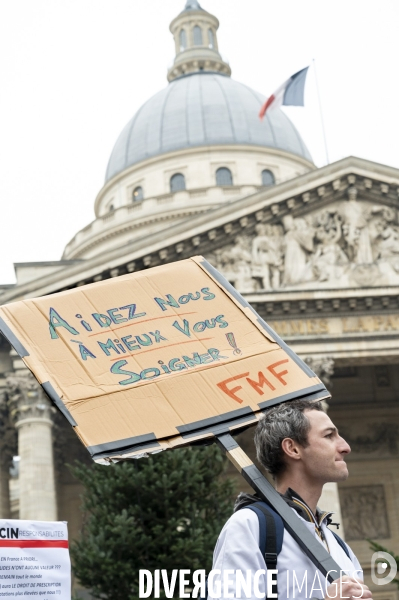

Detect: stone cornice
[2,156,399,302]
[245,286,399,302]
[247,289,399,320]
[169,8,219,31]
[66,203,215,260]
[66,184,264,259]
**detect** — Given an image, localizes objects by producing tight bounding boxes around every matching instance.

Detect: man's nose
[338,435,351,455]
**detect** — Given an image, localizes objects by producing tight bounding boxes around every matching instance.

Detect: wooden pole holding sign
[216,433,341,584]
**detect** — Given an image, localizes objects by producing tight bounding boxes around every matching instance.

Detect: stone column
[304,355,346,539]
[6,369,57,520]
[0,384,15,519]
[0,443,12,519]
[0,460,11,518]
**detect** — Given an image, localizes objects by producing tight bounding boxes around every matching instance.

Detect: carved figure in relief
[371,206,399,268]
[341,188,373,264]
[215,235,255,292]
[206,194,399,291]
[312,211,348,282]
[251,223,283,289]
[377,224,399,254]
[340,485,390,541]
[282,215,314,285]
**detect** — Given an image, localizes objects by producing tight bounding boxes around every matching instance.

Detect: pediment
[205,183,399,291]
[140,158,399,296]
[3,156,399,302]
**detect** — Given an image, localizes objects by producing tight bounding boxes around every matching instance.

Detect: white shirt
[208,507,363,600]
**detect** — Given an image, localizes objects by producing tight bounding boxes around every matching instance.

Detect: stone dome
[105,72,313,181]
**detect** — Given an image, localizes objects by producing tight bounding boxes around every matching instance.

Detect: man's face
[298,410,351,484]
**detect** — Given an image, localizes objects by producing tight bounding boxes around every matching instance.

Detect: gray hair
[254,399,323,477]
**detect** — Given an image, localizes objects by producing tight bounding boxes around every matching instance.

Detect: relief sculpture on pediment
[214,234,254,292]
[282,215,315,285]
[207,188,399,291]
[252,223,284,289]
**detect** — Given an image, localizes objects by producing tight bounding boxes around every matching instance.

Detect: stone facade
[0,2,398,598]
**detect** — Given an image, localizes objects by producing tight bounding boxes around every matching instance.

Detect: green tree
[369,540,399,588]
[71,445,235,600]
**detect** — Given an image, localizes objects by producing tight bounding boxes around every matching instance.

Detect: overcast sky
[1,0,398,284]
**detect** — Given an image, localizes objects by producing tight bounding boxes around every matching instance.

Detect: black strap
[201,502,280,600]
[251,503,279,598]
[255,504,278,569]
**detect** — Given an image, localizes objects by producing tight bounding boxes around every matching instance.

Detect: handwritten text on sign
[47,287,240,387]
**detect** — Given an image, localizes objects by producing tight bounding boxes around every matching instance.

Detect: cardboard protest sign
[0,519,71,599]
[0,257,330,462]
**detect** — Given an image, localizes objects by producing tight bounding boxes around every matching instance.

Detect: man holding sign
[0,256,351,594]
[208,400,370,600]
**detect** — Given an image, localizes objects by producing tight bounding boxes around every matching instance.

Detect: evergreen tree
[71,445,235,600]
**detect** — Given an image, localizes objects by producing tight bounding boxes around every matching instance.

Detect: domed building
[0,2,399,597]
[62,0,314,261]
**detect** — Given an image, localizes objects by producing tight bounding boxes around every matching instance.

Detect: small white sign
[0,520,70,599]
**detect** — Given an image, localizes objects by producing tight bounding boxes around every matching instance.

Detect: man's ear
[281,437,301,461]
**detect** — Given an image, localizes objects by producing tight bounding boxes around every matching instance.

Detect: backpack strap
[244,501,284,599]
[246,501,284,570]
[330,530,351,559]
[201,503,284,600]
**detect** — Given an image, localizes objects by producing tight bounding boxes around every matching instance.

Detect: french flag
[259,66,309,120]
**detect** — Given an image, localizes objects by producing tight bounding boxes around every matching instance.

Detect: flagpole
[312,58,329,165]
